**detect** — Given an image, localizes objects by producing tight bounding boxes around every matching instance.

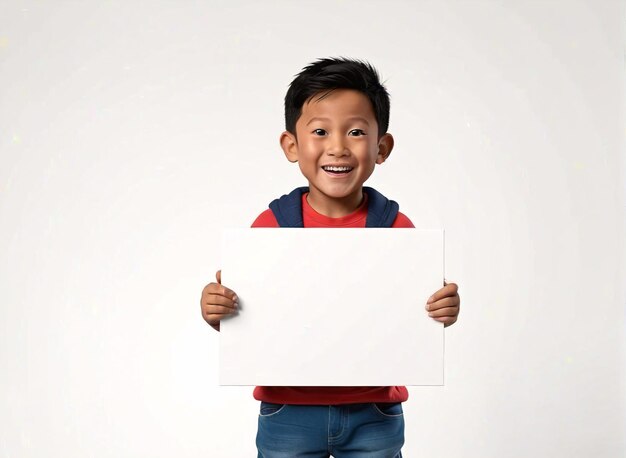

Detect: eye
[312,128,327,136]
[348,129,366,137]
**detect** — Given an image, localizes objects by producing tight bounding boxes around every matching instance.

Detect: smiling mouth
[321,165,354,174]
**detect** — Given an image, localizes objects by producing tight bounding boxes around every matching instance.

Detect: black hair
[284,57,390,138]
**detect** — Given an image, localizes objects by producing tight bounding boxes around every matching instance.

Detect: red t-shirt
[251,192,415,405]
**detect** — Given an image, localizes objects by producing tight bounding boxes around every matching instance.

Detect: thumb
[216,270,222,284]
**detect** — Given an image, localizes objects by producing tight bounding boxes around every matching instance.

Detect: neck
[306,188,365,218]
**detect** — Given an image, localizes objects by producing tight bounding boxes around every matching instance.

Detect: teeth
[323,166,352,172]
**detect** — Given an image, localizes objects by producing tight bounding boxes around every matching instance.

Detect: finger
[427,306,458,318]
[203,312,236,326]
[427,282,458,304]
[435,315,457,326]
[205,283,238,303]
[216,270,222,284]
[205,293,238,309]
[205,304,238,315]
[426,296,459,311]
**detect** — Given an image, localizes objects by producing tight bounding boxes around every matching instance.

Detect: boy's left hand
[425,281,460,327]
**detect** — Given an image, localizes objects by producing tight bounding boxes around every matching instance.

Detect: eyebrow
[305,116,370,126]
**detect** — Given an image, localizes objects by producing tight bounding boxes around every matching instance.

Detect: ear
[376,133,394,164]
[280,131,299,163]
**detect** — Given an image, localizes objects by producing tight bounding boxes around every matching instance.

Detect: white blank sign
[220,228,444,386]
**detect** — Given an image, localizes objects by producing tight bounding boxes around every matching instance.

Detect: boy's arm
[200,270,238,332]
[425,280,460,327]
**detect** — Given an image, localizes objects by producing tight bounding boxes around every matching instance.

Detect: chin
[322,187,361,199]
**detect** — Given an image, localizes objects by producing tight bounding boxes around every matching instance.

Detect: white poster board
[220,228,444,386]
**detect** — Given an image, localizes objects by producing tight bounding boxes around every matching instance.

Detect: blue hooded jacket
[269,186,399,227]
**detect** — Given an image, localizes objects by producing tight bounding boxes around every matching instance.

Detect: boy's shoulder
[252,188,415,228]
[251,209,280,228]
[264,187,405,228]
[250,208,414,228]
[390,212,414,228]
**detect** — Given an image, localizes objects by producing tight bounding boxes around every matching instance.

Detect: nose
[326,136,350,157]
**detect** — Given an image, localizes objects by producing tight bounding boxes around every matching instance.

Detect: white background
[0,1,624,457]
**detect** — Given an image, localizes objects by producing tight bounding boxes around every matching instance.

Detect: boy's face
[280,89,394,216]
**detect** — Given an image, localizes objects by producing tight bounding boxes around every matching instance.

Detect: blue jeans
[256,402,404,457]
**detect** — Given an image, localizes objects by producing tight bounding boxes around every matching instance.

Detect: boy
[201,57,460,457]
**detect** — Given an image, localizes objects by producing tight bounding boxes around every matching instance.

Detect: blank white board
[220,228,444,386]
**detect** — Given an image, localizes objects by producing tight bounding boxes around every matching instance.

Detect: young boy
[201,57,460,457]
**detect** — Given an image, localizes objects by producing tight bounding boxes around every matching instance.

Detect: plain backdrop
[0,1,624,457]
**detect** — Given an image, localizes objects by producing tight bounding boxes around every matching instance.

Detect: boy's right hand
[200,270,238,332]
